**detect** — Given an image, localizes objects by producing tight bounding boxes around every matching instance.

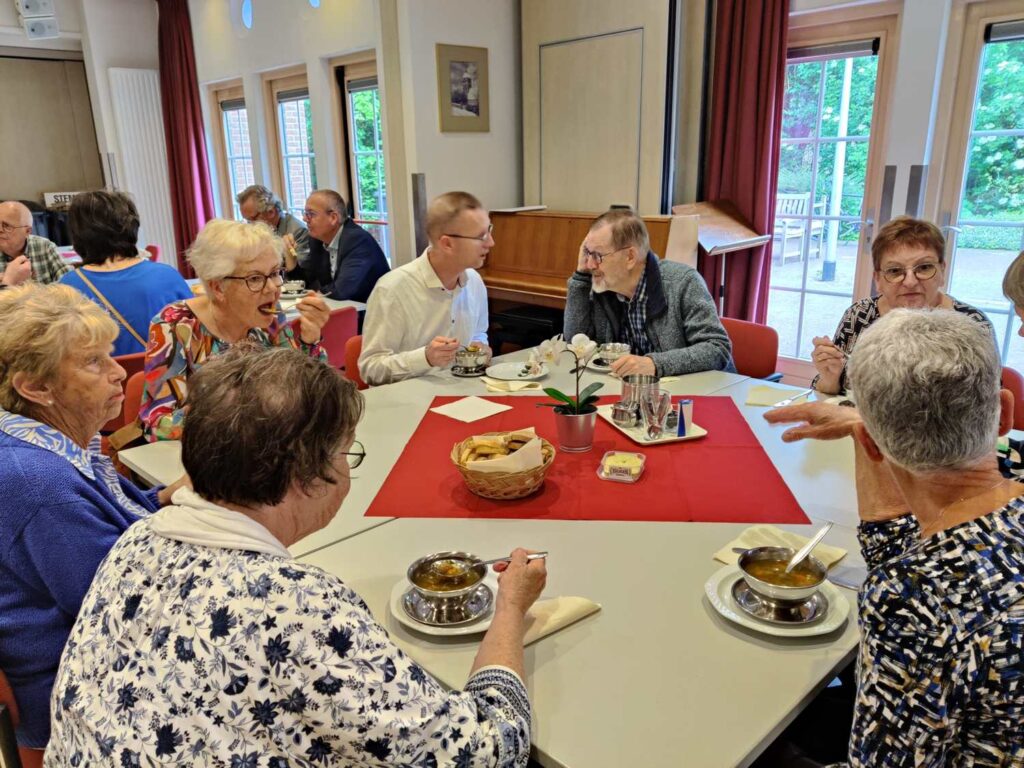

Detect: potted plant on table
[530,334,603,452]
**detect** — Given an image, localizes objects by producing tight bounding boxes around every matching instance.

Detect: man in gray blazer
[237,184,310,268]
[563,208,734,377]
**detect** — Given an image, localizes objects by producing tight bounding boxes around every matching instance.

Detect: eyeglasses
[879,262,940,284]
[443,223,494,242]
[338,440,365,469]
[581,246,628,265]
[222,268,286,293]
[302,208,338,220]
[0,222,30,235]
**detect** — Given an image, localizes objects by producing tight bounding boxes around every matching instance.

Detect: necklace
[919,477,1016,538]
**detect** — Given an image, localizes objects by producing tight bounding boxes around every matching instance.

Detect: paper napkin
[430,396,513,423]
[714,524,848,568]
[745,384,813,407]
[481,376,542,393]
[467,436,543,474]
[523,596,602,645]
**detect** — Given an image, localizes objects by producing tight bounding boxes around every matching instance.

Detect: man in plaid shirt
[0,201,71,287]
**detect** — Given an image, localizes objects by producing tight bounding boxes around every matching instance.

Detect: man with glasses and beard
[358,191,492,385]
[0,201,70,287]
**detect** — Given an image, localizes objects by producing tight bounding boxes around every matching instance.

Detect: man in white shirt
[359,191,493,385]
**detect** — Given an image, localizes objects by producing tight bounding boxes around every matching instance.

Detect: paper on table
[481,376,542,393]
[714,524,847,568]
[468,436,542,474]
[523,596,602,646]
[745,384,812,407]
[430,396,513,423]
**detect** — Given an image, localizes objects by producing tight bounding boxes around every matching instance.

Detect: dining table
[117,349,866,766]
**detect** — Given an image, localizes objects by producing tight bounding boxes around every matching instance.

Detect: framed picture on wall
[435,43,489,132]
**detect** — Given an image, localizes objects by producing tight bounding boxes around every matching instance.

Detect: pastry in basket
[451,428,556,500]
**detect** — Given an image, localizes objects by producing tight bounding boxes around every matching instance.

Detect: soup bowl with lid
[737,546,827,603]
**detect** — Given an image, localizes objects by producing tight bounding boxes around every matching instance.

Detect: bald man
[0,201,70,287]
[289,189,389,302]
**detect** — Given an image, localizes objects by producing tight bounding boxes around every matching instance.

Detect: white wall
[0,0,81,51]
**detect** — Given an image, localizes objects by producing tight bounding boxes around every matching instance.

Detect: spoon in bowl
[430,552,549,583]
[785,522,833,574]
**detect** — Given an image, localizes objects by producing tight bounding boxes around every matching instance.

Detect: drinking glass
[641,389,672,439]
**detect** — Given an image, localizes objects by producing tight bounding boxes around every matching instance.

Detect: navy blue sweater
[0,422,159,748]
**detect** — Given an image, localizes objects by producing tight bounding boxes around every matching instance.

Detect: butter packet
[597,450,646,484]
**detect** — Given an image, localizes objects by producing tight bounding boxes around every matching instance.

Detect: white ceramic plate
[596,403,708,445]
[485,362,550,381]
[704,564,850,638]
[389,575,498,637]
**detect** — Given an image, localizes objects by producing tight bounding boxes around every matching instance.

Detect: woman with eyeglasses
[140,220,329,441]
[47,346,545,768]
[811,216,993,395]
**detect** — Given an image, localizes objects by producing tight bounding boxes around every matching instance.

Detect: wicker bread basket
[451,432,556,500]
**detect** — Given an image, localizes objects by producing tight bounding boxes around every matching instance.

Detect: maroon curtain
[701,0,789,322]
[155,0,214,277]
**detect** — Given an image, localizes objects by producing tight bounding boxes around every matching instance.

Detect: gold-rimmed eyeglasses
[581,246,628,265]
[0,222,31,235]
[222,268,286,293]
[879,262,939,284]
[443,223,494,242]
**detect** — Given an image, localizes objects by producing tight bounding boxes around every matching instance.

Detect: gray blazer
[563,253,734,376]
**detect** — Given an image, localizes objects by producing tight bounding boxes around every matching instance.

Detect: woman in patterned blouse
[47,345,546,767]
[842,309,1024,765]
[140,219,330,441]
[812,217,991,394]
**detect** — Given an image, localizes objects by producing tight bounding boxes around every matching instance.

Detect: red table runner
[365,395,808,524]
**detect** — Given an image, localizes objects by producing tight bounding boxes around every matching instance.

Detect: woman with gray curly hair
[0,284,185,754]
[48,345,546,767]
[842,308,1024,765]
[140,219,331,441]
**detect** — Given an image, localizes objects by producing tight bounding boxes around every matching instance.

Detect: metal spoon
[785,522,833,574]
[430,552,548,582]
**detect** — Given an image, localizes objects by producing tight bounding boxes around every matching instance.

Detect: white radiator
[108,68,177,267]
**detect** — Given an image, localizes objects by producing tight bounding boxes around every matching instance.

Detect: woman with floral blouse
[140,219,330,441]
[46,345,546,767]
[841,309,1024,765]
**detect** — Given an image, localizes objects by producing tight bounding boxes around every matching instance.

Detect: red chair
[123,371,147,426]
[345,335,367,390]
[0,667,44,768]
[1002,366,1024,431]
[143,244,160,262]
[319,307,358,370]
[101,352,147,433]
[720,317,783,381]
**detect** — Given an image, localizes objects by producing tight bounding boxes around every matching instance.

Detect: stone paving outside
[766,240,1024,372]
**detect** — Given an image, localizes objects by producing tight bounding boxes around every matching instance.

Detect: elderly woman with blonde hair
[0,284,185,752]
[140,219,330,441]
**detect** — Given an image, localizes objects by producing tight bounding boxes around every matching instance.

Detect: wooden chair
[345,335,367,390]
[0,667,43,768]
[101,352,147,433]
[773,193,824,265]
[721,317,783,381]
[1002,366,1024,431]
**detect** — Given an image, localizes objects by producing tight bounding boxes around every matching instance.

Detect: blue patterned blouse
[851,501,1024,766]
[45,519,532,767]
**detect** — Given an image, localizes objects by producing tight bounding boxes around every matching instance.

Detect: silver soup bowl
[737,546,826,603]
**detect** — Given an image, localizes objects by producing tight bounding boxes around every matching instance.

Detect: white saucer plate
[389,575,498,637]
[485,362,550,381]
[704,564,850,638]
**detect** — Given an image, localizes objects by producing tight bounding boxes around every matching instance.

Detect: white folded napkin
[523,596,602,645]
[468,436,543,474]
[714,524,848,568]
[745,384,812,407]
[481,376,542,393]
[430,396,513,423]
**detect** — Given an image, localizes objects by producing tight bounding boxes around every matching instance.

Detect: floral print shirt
[45,517,531,767]
[850,502,1024,766]
[140,301,326,441]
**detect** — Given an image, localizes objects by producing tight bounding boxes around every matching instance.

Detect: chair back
[143,244,160,262]
[1002,366,1024,431]
[721,317,780,380]
[345,335,367,390]
[319,307,358,370]
[0,667,43,768]
[775,192,810,217]
[101,352,147,433]
[123,370,147,425]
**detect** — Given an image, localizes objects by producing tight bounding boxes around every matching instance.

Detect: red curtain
[701,0,789,322]
[155,0,214,277]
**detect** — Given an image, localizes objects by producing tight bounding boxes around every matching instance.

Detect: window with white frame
[276,89,318,214]
[221,98,255,220]
[346,77,389,261]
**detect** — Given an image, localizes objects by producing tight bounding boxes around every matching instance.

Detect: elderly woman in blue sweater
[0,283,185,752]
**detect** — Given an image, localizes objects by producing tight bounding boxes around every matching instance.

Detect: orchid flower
[540,332,604,415]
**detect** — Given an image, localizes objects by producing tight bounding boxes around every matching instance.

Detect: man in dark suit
[288,189,389,302]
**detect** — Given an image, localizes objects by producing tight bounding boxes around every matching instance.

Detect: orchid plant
[528,333,604,415]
